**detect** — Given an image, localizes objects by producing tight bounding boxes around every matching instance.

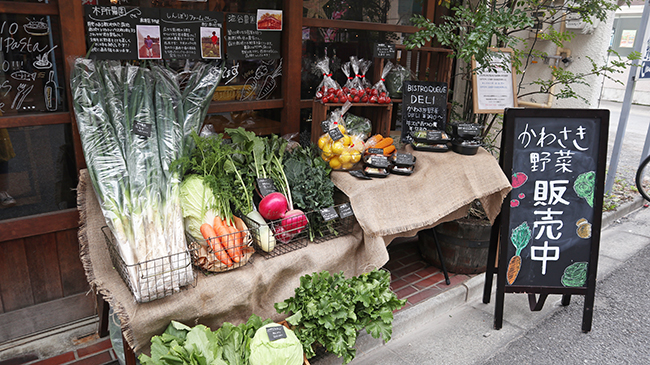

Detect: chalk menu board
[84,6,224,60]
[84,6,160,60]
[499,108,609,290]
[160,9,223,60]
[400,81,448,143]
[225,12,281,60]
[0,14,67,114]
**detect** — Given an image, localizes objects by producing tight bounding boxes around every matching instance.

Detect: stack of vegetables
[71,58,223,301]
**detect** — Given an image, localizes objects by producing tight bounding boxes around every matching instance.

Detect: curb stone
[313,196,647,364]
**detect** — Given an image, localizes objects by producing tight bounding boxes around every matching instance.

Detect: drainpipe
[517,13,569,108]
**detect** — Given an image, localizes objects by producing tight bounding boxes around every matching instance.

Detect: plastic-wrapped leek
[71,59,223,302]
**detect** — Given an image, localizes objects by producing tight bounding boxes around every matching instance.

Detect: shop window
[92,0,282,13]
[203,108,282,136]
[0,124,78,220]
[0,14,68,116]
[303,0,416,25]
[301,29,400,99]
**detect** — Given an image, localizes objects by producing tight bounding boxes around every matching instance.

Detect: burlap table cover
[78,147,510,355]
[331,146,511,249]
[78,169,378,355]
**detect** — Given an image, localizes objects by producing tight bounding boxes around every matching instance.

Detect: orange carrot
[226,224,243,263]
[200,223,232,267]
[365,134,384,148]
[506,255,521,285]
[383,145,396,156]
[213,216,225,229]
[374,137,393,149]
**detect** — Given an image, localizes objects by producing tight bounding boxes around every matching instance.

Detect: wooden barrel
[417,218,492,274]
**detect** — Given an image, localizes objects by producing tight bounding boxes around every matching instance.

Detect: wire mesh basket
[101,226,195,303]
[241,213,309,259]
[307,203,357,243]
[186,228,255,273]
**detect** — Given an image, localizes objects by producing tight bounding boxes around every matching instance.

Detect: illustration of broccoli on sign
[574,171,595,207]
[507,222,532,285]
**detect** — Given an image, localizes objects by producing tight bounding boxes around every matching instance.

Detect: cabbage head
[249,323,304,365]
[180,174,218,240]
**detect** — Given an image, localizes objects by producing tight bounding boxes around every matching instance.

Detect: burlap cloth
[78,147,510,355]
[330,146,511,249]
[78,169,376,355]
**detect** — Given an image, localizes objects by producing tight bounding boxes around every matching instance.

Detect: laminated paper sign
[225,11,281,60]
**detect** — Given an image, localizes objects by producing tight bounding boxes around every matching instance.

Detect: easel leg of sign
[482,213,502,304]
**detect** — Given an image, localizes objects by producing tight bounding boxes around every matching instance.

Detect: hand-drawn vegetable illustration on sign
[506,117,600,288]
[0,14,66,114]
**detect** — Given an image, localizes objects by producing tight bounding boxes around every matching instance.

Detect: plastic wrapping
[385,62,414,98]
[317,102,365,170]
[341,61,354,93]
[344,113,372,140]
[314,56,342,103]
[71,58,223,302]
[369,61,393,103]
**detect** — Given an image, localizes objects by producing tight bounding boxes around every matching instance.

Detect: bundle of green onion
[71,58,223,301]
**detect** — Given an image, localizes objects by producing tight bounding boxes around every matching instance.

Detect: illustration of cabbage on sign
[561,262,588,287]
[574,171,595,207]
[507,222,531,285]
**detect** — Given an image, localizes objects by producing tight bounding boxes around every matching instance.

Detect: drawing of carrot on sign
[507,221,532,285]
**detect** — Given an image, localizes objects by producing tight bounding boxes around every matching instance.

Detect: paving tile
[400,273,421,285]
[390,278,409,291]
[392,261,426,277]
[396,253,423,267]
[382,260,401,271]
[413,265,442,279]
[413,272,446,290]
[0,354,39,365]
[29,353,75,365]
[70,352,113,365]
[442,274,471,288]
[407,287,445,305]
[394,285,417,299]
[76,339,113,358]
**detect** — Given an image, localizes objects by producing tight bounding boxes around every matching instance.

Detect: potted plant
[406,0,637,273]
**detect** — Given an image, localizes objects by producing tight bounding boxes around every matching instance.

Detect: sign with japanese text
[491,108,609,331]
[84,5,224,60]
[400,81,448,143]
[225,12,281,60]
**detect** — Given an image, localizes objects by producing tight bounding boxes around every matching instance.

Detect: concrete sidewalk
[313,197,648,365]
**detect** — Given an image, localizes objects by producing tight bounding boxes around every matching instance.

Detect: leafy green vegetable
[179,174,219,241]
[249,323,304,365]
[283,145,335,240]
[343,114,372,140]
[139,315,273,365]
[275,269,406,364]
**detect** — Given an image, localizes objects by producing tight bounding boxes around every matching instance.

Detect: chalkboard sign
[490,108,609,333]
[84,6,160,60]
[400,81,448,143]
[225,12,281,60]
[373,43,396,59]
[265,326,287,341]
[160,9,223,60]
[84,6,224,60]
[0,14,67,114]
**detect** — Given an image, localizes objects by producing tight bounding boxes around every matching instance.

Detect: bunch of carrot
[365,134,396,156]
[199,216,248,268]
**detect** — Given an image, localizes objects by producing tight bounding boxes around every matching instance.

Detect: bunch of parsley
[275,269,406,364]
[283,144,336,240]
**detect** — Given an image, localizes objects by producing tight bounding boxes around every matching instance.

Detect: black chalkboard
[160,9,223,60]
[225,12,281,60]
[400,81,448,143]
[84,6,160,60]
[0,14,67,114]
[489,108,609,333]
[373,43,396,59]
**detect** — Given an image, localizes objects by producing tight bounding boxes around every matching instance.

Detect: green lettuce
[180,174,218,241]
[249,323,304,365]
